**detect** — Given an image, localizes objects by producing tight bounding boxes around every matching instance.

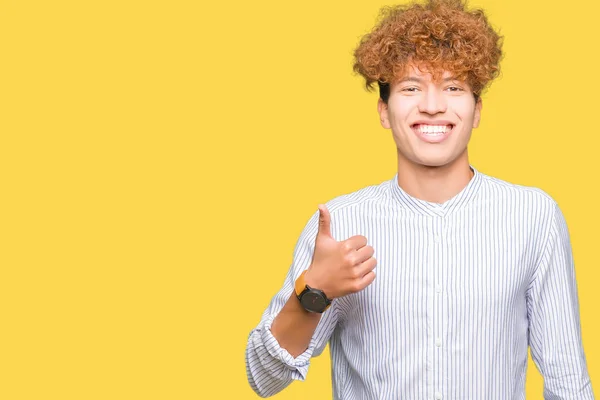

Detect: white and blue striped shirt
[245,165,594,399]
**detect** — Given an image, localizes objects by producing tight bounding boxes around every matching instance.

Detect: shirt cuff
[260,313,316,381]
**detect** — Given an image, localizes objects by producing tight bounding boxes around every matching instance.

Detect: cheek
[386,101,413,124]
[453,99,477,121]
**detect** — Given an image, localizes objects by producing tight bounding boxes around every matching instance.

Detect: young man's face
[377,64,482,170]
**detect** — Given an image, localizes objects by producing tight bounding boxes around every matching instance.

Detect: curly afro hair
[353,0,503,103]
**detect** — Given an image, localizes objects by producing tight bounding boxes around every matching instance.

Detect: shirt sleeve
[526,201,595,399]
[245,208,342,398]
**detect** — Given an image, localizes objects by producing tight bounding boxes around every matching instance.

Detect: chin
[413,155,455,167]
[405,154,468,171]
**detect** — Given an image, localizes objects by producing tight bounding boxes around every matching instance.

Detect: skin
[378,64,483,204]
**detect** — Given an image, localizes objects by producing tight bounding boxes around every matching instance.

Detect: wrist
[295,270,332,313]
[303,269,333,300]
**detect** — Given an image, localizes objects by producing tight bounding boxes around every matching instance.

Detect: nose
[418,88,447,115]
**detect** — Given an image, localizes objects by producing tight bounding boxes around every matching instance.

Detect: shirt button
[435,392,442,399]
[435,337,442,347]
[434,235,441,242]
[436,284,442,293]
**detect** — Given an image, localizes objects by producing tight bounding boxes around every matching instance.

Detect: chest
[334,211,536,328]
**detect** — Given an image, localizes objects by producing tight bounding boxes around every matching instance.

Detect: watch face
[300,291,327,312]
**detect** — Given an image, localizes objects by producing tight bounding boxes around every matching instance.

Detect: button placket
[426,216,435,398]
[432,216,448,400]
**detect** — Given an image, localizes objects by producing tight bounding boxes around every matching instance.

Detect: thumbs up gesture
[304,204,377,300]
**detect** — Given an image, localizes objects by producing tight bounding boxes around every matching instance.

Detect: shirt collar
[389,164,483,217]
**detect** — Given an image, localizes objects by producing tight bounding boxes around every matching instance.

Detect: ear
[472,97,483,129]
[377,98,391,129]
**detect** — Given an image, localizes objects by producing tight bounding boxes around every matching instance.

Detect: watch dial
[301,292,327,311]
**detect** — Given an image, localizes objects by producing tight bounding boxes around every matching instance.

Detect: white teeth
[416,124,452,135]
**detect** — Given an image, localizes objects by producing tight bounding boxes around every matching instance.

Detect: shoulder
[324,177,390,214]
[478,171,558,215]
[477,172,566,263]
[300,176,391,234]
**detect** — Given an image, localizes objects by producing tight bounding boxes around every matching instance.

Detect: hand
[304,204,377,300]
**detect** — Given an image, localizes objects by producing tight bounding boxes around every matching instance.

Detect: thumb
[316,204,332,239]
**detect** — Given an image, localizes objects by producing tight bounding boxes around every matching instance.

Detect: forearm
[246,206,342,397]
[270,292,323,358]
[245,292,327,397]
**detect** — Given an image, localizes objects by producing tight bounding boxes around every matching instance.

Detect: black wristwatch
[294,271,332,313]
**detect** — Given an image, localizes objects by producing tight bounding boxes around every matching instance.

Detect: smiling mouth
[410,123,455,143]
[411,123,455,135]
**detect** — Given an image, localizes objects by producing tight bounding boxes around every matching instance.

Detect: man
[245,0,594,398]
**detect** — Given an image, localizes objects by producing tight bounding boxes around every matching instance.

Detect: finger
[355,257,377,277]
[317,204,332,238]
[344,235,368,251]
[354,245,374,264]
[356,270,376,291]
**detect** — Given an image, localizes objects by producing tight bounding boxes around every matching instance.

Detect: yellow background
[0,0,597,398]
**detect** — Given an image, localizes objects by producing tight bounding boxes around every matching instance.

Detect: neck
[396,152,473,204]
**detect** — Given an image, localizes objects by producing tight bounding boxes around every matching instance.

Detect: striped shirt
[245,165,594,399]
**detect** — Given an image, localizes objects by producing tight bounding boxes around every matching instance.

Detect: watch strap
[294,270,308,298]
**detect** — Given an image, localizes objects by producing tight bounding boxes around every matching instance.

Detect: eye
[446,86,463,92]
[401,87,419,92]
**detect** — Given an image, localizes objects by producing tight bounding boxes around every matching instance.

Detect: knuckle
[347,254,358,266]
[343,260,354,271]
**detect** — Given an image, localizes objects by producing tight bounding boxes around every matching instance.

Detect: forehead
[396,64,462,83]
